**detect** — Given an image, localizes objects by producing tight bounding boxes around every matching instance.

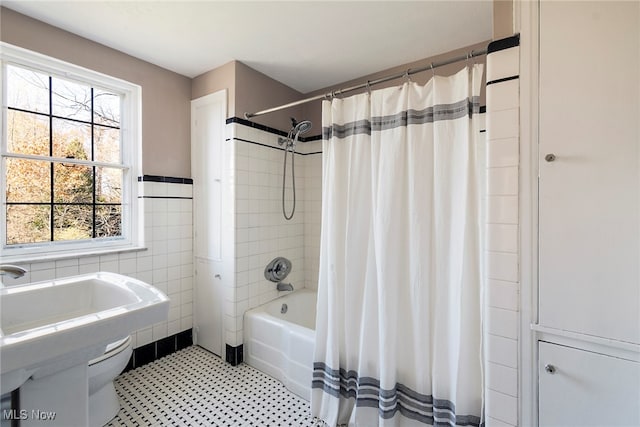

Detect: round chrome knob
[545,364,556,374]
[545,153,556,162]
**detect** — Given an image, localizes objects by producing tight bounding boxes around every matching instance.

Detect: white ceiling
[2,1,493,94]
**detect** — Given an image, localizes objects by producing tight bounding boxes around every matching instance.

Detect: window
[1,44,141,259]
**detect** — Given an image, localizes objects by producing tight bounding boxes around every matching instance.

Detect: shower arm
[244,48,487,120]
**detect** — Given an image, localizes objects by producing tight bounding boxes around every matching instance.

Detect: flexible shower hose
[282,140,296,220]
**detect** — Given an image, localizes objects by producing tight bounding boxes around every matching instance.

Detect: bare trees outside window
[4,64,124,246]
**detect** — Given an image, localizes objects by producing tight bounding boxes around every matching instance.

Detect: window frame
[0,43,142,261]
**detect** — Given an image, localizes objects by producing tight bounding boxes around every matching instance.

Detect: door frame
[517,1,539,426]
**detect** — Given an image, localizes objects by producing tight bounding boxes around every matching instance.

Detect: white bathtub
[244,289,316,400]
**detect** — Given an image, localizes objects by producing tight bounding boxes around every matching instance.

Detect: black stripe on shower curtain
[312,362,482,427]
[321,97,481,140]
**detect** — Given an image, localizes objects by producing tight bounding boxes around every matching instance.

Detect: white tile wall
[224,123,322,347]
[486,79,519,112]
[485,42,520,427]
[487,195,518,224]
[486,224,518,253]
[488,279,519,311]
[487,252,519,282]
[487,306,519,340]
[12,181,194,349]
[487,167,519,196]
[487,138,519,168]
[486,389,519,426]
[486,47,520,83]
[302,147,322,290]
[486,416,517,427]
[487,361,519,397]
[487,109,519,141]
[488,334,518,369]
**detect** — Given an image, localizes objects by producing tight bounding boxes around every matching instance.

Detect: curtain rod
[244,48,487,120]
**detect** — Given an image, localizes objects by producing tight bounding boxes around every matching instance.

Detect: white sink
[0,272,169,394]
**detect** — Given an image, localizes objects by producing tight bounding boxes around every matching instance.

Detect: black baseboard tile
[177,329,193,350]
[123,353,135,373]
[135,342,156,367]
[123,328,193,372]
[157,335,177,359]
[226,344,244,366]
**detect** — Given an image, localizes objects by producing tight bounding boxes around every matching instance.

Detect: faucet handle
[264,257,292,283]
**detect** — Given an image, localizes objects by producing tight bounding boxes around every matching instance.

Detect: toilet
[88,336,132,426]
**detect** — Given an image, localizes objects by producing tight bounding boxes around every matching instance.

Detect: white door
[539,341,640,426]
[538,1,640,343]
[191,90,227,356]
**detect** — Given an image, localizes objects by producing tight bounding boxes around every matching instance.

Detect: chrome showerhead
[293,119,312,136]
[279,118,313,148]
[289,118,312,140]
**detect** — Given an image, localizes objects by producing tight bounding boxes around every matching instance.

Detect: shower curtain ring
[430,62,435,78]
[467,50,476,67]
[366,80,372,95]
[404,70,412,83]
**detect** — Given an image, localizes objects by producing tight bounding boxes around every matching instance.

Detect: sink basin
[0,272,169,393]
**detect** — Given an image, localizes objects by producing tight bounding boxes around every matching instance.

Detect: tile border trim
[487,34,521,54]
[228,137,322,156]
[486,75,520,87]
[139,175,193,185]
[138,195,193,200]
[227,117,323,142]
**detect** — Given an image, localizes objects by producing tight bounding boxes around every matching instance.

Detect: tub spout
[277,282,294,292]
[0,264,27,280]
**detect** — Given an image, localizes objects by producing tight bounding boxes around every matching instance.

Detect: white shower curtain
[312,64,485,427]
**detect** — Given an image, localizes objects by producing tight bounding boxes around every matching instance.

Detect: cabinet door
[539,341,640,426]
[192,90,228,357]
[538,1,640,343]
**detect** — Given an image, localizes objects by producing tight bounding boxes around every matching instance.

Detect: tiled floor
[106,346,321,427]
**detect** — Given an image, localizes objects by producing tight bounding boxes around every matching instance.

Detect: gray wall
[193,40,490,140]
[302,40,490,133]
[0,7,192,178]
[2,2,512,173]
[192,60,304,132]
